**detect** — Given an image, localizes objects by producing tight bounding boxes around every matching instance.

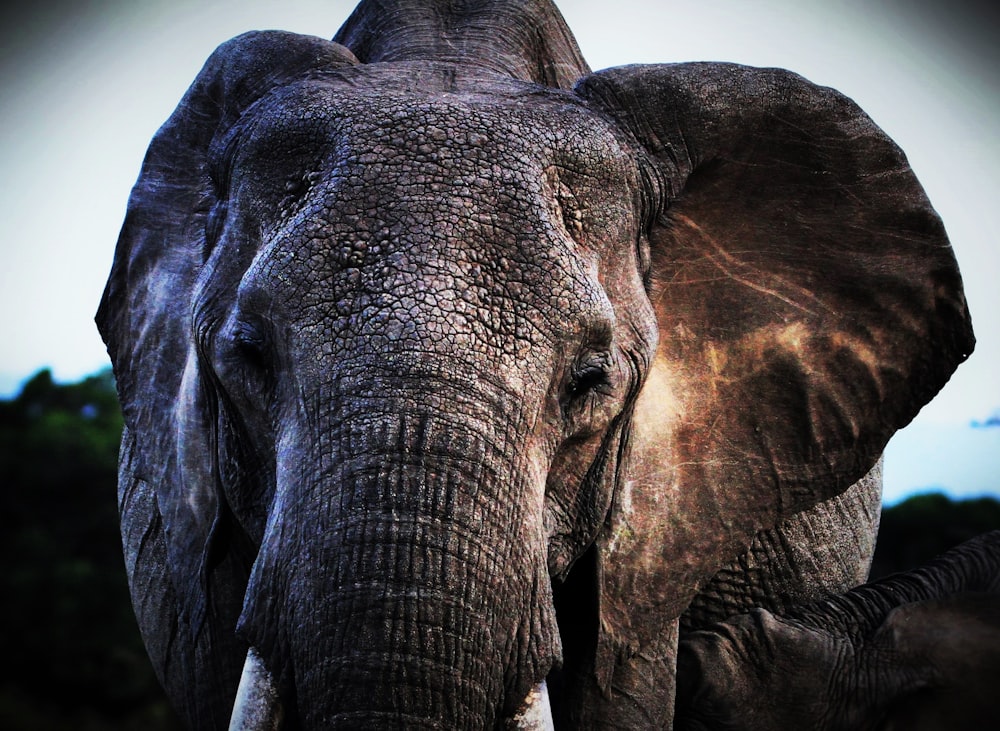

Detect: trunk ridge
[238,409,560,728]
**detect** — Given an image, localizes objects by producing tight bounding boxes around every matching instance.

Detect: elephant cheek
[545,427,626,581]
[234,413,561,729]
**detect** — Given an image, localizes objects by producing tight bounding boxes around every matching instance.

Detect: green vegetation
[0,367,996,727]
[870,492,1000,579]
[0,369,181,730]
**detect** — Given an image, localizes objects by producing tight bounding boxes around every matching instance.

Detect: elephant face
[207,60,657,550]
[207,61,657,724]
[98,1,973,728]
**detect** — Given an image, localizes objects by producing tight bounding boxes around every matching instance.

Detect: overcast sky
[1,0,997,502]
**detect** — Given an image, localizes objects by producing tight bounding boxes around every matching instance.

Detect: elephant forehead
[225,69,637,351]
[227,65,637,234]
[239,61,630,166]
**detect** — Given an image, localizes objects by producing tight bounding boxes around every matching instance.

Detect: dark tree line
[0,368,996,728]
[870,491,1000,579]
[0,369,181,730]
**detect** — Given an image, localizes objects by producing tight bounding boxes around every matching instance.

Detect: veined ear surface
[95,32,358,723]
[572,60,974,690]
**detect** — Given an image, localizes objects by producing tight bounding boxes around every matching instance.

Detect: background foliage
[870,491,1000,579]
[0,368,996,728]
[0,369,181,729]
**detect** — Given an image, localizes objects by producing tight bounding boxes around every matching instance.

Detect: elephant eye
[232,323,272,375]
[213,315,276,401]
[561,353,619,436]
[567,358,612,400]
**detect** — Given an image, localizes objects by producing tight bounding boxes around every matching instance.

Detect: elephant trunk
[780,531,1000,637]
[237,406,560,729]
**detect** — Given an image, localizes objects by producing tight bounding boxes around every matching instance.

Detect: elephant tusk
[230,648,551,729]
[229,647,284,731]
[507,680,555,730]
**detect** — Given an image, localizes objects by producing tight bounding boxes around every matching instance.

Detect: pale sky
[1,0,997,502]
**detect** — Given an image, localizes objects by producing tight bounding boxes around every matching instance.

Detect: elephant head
[97,0,973,728]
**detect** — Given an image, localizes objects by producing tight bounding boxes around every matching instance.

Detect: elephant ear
[572,62,974,692]
[96,31,357,719]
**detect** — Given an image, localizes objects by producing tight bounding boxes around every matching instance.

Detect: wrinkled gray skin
[98,1,986,728]
[676,534,1000,730]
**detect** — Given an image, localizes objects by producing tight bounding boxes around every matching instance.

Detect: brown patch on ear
[575,61,974,581]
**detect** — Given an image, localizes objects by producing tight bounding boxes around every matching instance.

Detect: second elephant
[676,532,1000,730]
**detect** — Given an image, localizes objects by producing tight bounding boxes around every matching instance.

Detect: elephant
[674,533,1000,730]
[97,0,988,728]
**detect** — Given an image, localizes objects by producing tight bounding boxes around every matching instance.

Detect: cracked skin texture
[98,1,977,728]
[229,64,637,371]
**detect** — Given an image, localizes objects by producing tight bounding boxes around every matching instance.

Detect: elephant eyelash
[221,318,275,381]
[233,332,272,374]
[561,356,617,436]
[567,360,612,400]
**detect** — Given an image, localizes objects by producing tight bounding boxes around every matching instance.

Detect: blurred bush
[0,368,181,730]
[870,491,1000,580]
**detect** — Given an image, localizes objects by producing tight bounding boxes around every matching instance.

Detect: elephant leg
[681,460,882,631]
